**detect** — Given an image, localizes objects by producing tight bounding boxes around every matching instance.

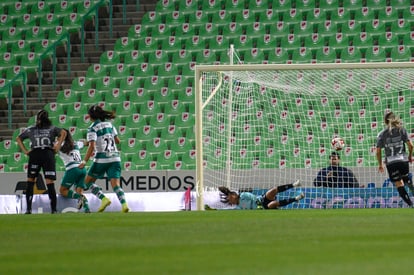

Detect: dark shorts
[387,161,409,182]
[27,148,56,180]
[261,194,274,210]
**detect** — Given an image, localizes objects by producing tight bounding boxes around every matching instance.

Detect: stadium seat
[24,26,47,47]
[187,10,209,29]
[120,137,143,156]
[352,6,374,25]
[80,88,104,105]
[147,49,169,65]
[140,100,162,119]
[109,63,131,82]
[123,49,146,65]
[137,126,160,143]
[0,14,15,31]
[314,46,337,63]
[124,112,147,130]
[364,45,387,62]
[257,9,280,27]
[208,35,230,53]
[340,46,363,63]
[173,23,196,38]
[118,76,140,96]
[163,11,186,27]
[177,0,200,12]
[316,20,338,38]
[19,52,40,73]
[401,6,414,23]
[160,35,183,53]
[151,23,173,39]
[62,12,82,34]
[195,49,217,64]
[295,0,315,12]
[171,49,193,66]
[127,24,151,39]
[113,37,137,59]
[198,22,219,39]
[243,48,266,64]
[173,112,195,129]
[365,19,386,39]
[377,6,399,24]
[137,36,159,54]
[15,13,37,33]
[75,0,96,19]
[56,88,79,105]
[352,32,374,55]
[154,0,177,14]
[303,33,325,53]
[390,45,412,62]
[340,20,362,39]
[267,47,291,64]
[141,11,163,26]
[2,27,22,44]
[46,26,69,46]
[132,149,154,170]
[244,22,266,39]
[6,2,28,21]
[99,50,121,65]
[169,135,193,157]
[156,149,181,170]
[377,31,399,54]
[327,32,350,54]
[279,34,302,54]
[280,8,304,27]
[0,51,17,69]
[234,9,256,28]
[183,35,207,54]
[318,0,339,12]
[306,8,327,25]
[105,87,127,105]
[66,102,88,119]
[149,112,171,131]
[164,99,186,117]
[390,19,411,39]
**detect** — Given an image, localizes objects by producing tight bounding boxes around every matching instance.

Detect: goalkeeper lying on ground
[205,180,305,210]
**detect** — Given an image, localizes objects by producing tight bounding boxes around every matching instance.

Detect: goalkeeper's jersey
[236,192,261,210]
[87,120,120,163]
[58,142,84,170]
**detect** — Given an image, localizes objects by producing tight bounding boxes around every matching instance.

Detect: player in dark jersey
[376,112,414,207]
[16,110,66,214]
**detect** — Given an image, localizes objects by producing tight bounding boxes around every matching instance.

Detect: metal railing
[0,71,27,128]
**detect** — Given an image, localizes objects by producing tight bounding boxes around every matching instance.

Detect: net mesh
[197,62,414,210]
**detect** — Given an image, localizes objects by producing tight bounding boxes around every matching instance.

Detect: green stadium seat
[132,149,154,170]
[137,36,159,54]
[377,31,399,53]
[208,35,230,53]
[6,152,28,172]
[340,46,363,63]
[75,113,92,129]
[291,47,314,64]
[183,35,206,54]
[365,19,386,39]
[281,8,304,27]
[160,124,182,142]
[20,52,40,73]
[140,99,162,120]
[316,20,338,38]
[177,0,200,11]
[0,51,17,69]
[117,124,134,140]
[318,0,339,12]
[105,87,127,104]
[52,0,74,17]
[113,37,137,59]
[0,15,15,32]
[390,45,412,62]
[6,2,28,20]
[99,50,121,65]
[352,32,374,55]
[171,49,193,66]
[137,125,159,143]
[157,62,179,78]
[201,0,224,13]
[62,13,82,34]
[151,23,173,38]
[268,21,290,40]
[123,49,146,65]
[15,13,37,33]
[5,66,24,86]
[114,100,135,117]
[340,20,362,39]
[173,111,195,129]
[156,149,181,170]
[401,6,414,23]
[24,26,47,46]
[55,113,76,129]
[234,9,256,28]
[29,1,51,19]
[315,46,337,63]
[244,22,266,39]
[85,63,109,82]
[306,8,327,25]
[279,34,302,54]
[327,32,350,54]
[141,11,163,26]
[147,49,169,65]
[56,88,79,105]
[149,112,171,131]
[365,0,387,12]
[257,9,280,28]
[80,88,104,104]
[164,99,186,117]
[377,6,399,24]
[75,0,97,19]
[124,112,147,130]
[267,47,290,64]
[95,76,117,93]
[119,75,141,95]
[195,49,217,64]
[243,48,266,64]
[71,76,92,93]
[128,24,151,39]
[364,45,387,62]
[2,27,22,45]
[329,7,351,24]
[43,101,65,119]
[173,23,196,38]
[46,26,68,46]
[402,32,414,51]
[198,22,219,39]
[109,63,131,82]
[38,13,60,32]
[303,33,325,53]
[121,137,143,156]
[352,6,374,25]
[292,20,315,38]
[390,19,411,39]
[255,34,277,53]
[164,10,186,27]
[187,10,209,28]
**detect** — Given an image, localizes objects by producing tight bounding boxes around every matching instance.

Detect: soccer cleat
[84,208,91,213]
[76,197,84,210]
[292,180,301,188]
[121,203,130,213]
[295,192,305,201]
[25,210,32,214]
[98,197,111,212]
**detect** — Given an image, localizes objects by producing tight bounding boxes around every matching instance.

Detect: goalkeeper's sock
[278,198,297,207]
[397,186,413,206]
[113,185,127,204]
[277,184,294,193]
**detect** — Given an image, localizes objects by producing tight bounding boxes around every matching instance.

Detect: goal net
[195,60,414,210]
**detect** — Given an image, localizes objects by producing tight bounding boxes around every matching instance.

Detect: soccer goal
[195,59,414,210]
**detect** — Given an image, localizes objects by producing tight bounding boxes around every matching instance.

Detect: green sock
[67,189,81,199]
[87,183,106,200]
[113,186,126,204]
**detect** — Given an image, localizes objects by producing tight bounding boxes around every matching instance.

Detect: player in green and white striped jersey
[79,105,130,213]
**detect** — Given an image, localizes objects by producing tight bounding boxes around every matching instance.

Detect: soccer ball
[331,137,345,151]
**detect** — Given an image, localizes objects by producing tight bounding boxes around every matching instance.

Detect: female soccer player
[58,129,90,213]
[376,111,414,207]
[209,180,304,210]
[16,110,66,214]
[78,105,129,213]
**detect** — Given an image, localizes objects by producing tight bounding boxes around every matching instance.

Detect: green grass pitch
[1,209,414,275]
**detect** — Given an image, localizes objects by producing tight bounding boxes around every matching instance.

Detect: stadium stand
[1,0,413,172]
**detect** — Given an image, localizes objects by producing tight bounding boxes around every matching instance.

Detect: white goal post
[195,61,414,211]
